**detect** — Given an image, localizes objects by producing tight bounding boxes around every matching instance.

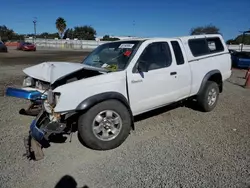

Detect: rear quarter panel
[179,35,231,96]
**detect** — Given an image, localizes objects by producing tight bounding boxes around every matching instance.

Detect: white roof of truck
[108,34,227,62]
[118,34,223,42]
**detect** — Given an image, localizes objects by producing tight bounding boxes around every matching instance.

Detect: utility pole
[133,20,135,38]
[33,17,37,43]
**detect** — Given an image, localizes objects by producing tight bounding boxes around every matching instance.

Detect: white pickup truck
[6,34,231,160]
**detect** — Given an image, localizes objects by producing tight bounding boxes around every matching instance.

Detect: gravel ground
[0,50,249,188]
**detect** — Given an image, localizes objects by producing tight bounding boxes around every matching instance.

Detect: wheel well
[208,73,223,92]
[75,93,135,130]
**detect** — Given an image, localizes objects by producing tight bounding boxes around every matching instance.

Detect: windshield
[82,40,141,71]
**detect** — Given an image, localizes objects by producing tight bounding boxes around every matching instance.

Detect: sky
[0,0,249,40]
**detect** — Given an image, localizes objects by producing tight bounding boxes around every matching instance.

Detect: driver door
[127,41,179,115]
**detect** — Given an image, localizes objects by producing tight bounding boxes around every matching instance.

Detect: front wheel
[78,100,132,150]
[197,81,220,112]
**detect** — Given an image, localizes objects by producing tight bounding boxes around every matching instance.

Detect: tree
[63,28,74,39]
[234,34,250,45]
[55,17,67,39]
[226,39,237,45]
[39,32,49,38]
[190,24,220,35]
[0,25,15,42]
[102,35,110,40]
[101,35,120,41]
[11,34,24,41]
[226,34,250,45]
[73,26,96,40]
[35,32,59,39]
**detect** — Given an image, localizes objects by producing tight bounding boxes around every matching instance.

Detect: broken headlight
[23,76,35,87]
[47,90,60,106]
[43,92,60,113]
[35,80,50,90]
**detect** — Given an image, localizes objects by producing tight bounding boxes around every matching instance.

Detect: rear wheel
[78,100,132,150]
[197,81,219,112]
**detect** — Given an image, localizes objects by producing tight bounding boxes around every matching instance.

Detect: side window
[188,38,210,57]
[207,37,224,53]
[171,41,184,65]
[138,42,172,71]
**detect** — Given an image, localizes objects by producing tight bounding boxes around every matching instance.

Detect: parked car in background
[0,41,8,52]
[228,49,237,54]
[17,42,36,51]
[231,51,250,69]
[230,30,250,69]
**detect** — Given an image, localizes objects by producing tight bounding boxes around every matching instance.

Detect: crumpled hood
[23,61,107,84]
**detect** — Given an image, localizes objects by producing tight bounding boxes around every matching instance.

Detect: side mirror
[137,60,148,72]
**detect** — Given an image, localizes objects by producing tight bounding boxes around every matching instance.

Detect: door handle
[170,72,177,75]
[131,79,143,83]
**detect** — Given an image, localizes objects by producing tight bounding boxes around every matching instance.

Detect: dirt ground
[0,49,249,188]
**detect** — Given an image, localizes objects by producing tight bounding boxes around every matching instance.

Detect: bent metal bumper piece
[25,111,66,160]
[24,133,44,161]
[30,119,45,142]
[6,87,45,116]
[24,111,47,160]
[24,117,46,160]
[5,87,47,100]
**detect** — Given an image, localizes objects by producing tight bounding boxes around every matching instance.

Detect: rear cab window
[207,37,224,53]
[188,37,225,57]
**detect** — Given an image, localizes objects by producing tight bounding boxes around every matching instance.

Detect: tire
[78,100,132,150]
[197,81,219,112]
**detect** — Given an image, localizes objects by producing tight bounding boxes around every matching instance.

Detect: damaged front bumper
[5,87,47,142]
[6,87,47,116]
[30,118,45,142]
[24,112,47,160]
[5,87,47,160]
[25,110,67,160]
[5,87,47,100]
[6,87,68,160]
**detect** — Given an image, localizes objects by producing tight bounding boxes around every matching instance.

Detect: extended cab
[5,34,231,160]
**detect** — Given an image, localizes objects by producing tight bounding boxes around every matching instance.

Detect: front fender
[76,92,130,111]
[53,71,127,113]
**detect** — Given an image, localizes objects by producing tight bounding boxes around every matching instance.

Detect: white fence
[227,44,250,52]
[25,38,109,50]
[25,38,250,52]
